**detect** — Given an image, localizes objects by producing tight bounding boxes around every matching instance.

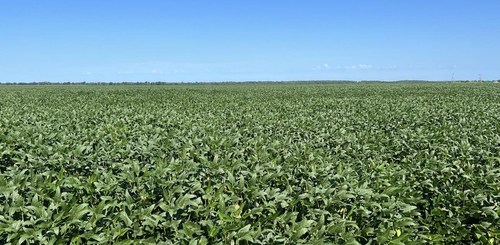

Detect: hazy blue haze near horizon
[1,1,499,83]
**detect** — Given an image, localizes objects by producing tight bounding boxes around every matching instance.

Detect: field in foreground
[0,83,499,244]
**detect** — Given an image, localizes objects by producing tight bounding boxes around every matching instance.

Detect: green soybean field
[1,83,499,244]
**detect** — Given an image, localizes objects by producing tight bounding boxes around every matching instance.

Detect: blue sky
[1,1,499,82]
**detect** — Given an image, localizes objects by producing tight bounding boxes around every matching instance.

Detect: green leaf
[68,203,91,223]
[291,219,314,241]
[237,224,254,242]
[119,211,133,227]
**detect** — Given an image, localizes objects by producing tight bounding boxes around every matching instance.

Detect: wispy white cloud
[314,63,372,71]
[313,63,330,70]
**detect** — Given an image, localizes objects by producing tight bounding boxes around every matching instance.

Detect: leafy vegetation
[1,83,499,244]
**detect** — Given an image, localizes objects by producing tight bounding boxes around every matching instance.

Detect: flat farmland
[1,83,499,244]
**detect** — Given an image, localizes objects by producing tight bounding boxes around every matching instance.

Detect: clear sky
[1,1,499,82]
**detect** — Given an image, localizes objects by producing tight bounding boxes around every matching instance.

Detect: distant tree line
[1,80,500,85]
